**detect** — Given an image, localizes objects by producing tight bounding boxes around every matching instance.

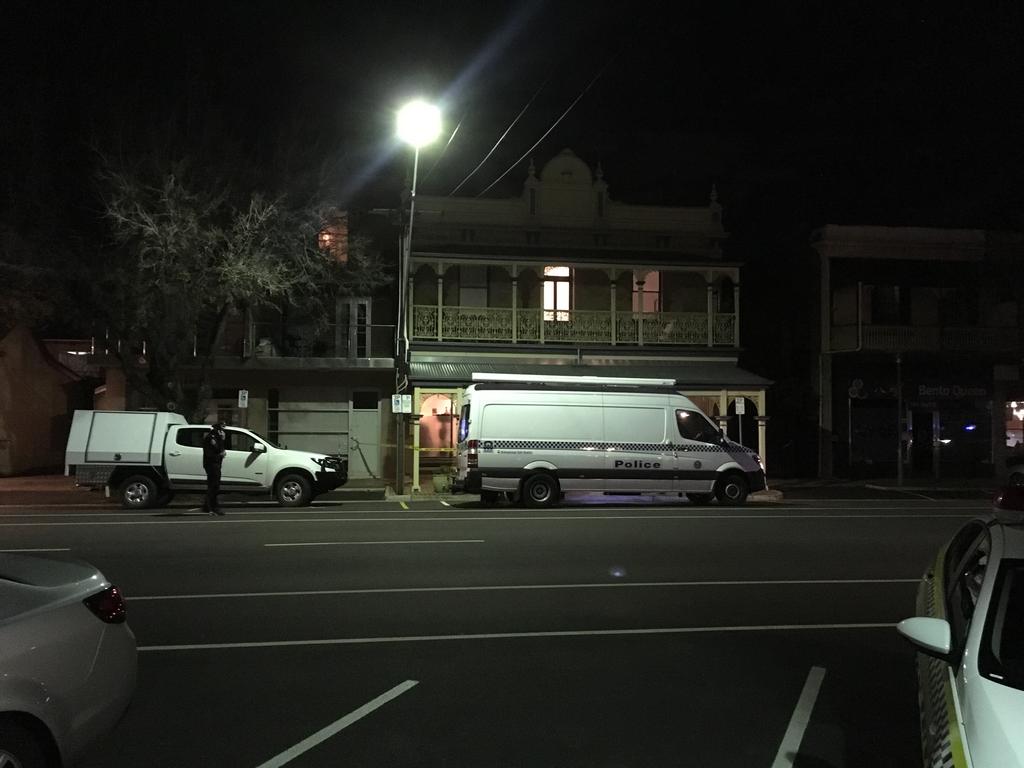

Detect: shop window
[1008,401,1024,449]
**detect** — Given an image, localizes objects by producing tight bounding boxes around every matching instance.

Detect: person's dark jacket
[202,426,226,468]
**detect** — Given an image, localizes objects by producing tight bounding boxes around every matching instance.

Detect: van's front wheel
[522,473,558,508]
[715,473,749,506]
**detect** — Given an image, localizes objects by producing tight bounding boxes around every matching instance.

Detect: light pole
[395,99,441,495]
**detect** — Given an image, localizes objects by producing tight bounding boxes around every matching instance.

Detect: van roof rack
[470,372,679,388]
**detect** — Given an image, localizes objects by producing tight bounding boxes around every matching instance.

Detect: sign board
[392,394,414,414]
[402,394,413,414]
[734,397,745,415]
[238,389,249,409]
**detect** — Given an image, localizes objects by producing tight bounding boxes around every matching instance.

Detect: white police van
[454,373,766,507]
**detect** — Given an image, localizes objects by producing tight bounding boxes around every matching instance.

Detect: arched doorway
[726,397,759,450]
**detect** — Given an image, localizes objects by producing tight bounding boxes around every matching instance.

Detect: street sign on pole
[391,394,402,414]
[401,394,412,414]
[734,397,745,415]
[238,389,249,409]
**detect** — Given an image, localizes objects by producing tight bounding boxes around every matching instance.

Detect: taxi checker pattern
[917,549,967,768]
[485,440,756,454]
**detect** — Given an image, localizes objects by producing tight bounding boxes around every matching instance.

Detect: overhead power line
[448,78,550,196]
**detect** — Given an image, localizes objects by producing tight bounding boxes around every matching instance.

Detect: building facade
[814,225,1024,481]
[403,149,771,490]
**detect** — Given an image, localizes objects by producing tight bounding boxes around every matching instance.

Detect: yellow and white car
[897,489,1024,768]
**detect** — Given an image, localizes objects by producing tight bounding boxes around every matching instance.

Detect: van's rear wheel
[522,473,558,508]
[715,473,749,506]
[119,475,157,509]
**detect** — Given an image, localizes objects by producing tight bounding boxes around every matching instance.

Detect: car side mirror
[253,443,267,454]
[897,617,953,663]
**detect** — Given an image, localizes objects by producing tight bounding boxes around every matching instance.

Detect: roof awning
[410,361,772,389]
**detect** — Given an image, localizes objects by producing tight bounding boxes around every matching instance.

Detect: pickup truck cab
[65,410,347,509]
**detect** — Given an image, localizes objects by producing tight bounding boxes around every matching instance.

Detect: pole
[896,352,903,487]
[395,147,420,497]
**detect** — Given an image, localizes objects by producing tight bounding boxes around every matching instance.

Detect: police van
[454,373,766,507]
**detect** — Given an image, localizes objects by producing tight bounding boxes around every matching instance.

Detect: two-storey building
[402,149,771,490]
[814,225,1024,481]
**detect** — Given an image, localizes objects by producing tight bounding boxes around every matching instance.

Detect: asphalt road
[0,490,993,767]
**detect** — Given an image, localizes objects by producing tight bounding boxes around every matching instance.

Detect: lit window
[632,271,660,313]
[543,265,570,321]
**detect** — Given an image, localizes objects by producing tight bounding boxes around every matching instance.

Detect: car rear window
[980,558,1024,691]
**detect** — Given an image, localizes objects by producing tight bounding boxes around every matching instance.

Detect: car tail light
[84,586,127,624]
[467,439,479,468]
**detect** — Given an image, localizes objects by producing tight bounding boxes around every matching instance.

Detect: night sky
[5,0,1023,239]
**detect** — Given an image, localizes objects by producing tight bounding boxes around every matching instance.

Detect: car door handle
[168,451,181,457]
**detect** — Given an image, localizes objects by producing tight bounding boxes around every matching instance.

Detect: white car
[1,554,137,767]
[897,488,1024,768]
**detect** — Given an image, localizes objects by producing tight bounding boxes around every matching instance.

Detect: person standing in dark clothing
[202,422,227,516]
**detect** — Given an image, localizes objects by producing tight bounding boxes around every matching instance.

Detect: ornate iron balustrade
[412,305,735,346]
[830,324,1018,352]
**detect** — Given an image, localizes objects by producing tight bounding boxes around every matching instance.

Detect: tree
[94,158,390,421]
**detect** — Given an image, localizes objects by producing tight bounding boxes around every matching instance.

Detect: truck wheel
[276,473,312,507]
[119,475,157,509]
[686,492,714,505]
[522,473,558,508]
[715,473,749,506]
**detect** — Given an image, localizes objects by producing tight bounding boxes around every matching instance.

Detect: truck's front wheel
[119,475,158,510]
[276,473,312,507]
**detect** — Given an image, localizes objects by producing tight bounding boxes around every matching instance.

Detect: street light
[395,99,441,495]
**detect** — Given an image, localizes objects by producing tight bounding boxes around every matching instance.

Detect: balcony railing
[412,305,735,346]
[93,323,396,363]
[830,324,1018,352]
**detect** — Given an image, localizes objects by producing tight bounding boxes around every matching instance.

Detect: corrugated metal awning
[410,361,772,389]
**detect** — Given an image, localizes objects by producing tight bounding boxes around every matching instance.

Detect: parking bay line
[253,680,418,768]
[771,666,827,768]
[264,539,484,547]
[127,577,919,602]
[138,623,894,652]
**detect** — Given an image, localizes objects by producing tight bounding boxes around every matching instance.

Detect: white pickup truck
[65,410,348,509]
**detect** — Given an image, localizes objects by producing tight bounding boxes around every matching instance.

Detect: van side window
[458,404,471,443]
[176,428,207,448]
[676,410,716,443]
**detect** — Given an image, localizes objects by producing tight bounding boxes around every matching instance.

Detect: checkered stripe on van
[916,555,966,768]
[486,440,725,453]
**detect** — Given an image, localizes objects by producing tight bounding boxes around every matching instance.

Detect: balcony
[91,322,396,370]
[830,324,1018,353]
[412,305,737,347]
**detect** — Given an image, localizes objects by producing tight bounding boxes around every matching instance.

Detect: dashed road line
[264,539,485,547]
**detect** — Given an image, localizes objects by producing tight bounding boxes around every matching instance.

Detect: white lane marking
[253,680,418,768]
[440,500,451,507]
[0,547,70,552]
[0,512,977,527]
[138,623,892,652]
[264,539,484,547]
[771,666,827,768]
[399,501,409,510]
[127,577,918,602]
